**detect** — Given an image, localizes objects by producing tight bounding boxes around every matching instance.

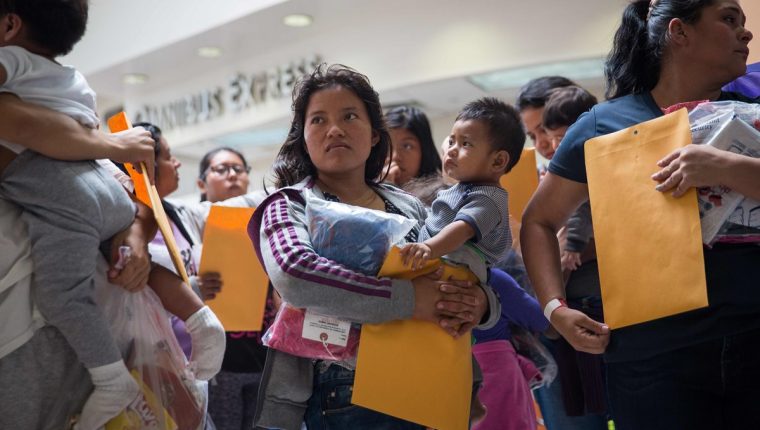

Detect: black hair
[273,63,391,188]
[516,76,577,111]
[132,122,162,157]
[456,97,526,173]
[385,106,441,179]
[198,146,248,202]
[132,121,163,179]
[402,174,449,207]
[542,86,598,130]
[0,0,88,57]
[605,0,715,99]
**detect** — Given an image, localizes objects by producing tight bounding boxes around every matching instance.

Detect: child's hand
[400,242,432,270]
[561,250,582,272]
[198,272,223,301]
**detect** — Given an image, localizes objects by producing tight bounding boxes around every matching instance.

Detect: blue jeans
[607,327,760,430]
[304,364,425,430]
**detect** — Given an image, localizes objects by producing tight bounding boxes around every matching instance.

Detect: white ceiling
[65,0,630,198]
[75,0,626,119]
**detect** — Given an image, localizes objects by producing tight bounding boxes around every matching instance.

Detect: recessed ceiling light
[283,13,313,27]
[122,73,148,85]
[197,46,223,58]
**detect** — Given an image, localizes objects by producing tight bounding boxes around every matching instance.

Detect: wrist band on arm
[543,298,568,321]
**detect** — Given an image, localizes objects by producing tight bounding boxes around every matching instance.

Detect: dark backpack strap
[162,200,195,246]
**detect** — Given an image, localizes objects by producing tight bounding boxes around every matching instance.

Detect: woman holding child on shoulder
[522,1,760,428]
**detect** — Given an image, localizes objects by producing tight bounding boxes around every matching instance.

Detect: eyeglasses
[207,164,251,176]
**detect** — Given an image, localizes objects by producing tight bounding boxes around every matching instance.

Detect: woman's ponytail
[605,0,716,100]
[605,1,653,99]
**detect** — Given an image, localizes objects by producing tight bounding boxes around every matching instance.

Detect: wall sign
[132,55,322,131]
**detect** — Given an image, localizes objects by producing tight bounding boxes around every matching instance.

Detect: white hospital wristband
[543,298,568,322]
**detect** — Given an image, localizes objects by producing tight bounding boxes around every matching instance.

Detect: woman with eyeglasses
[197,147,252,203]
[164,146,272,430]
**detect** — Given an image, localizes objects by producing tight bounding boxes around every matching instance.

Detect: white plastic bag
[305,192,416,276]
[686,101,760,244]
[98,283,206,430]
[510,328,557,390]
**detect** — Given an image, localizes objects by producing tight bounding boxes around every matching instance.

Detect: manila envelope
[199,206,268,331]
[500,148,539,244]
[352,247,473,430]
[500,147,539,220]
[585,108,707,329]
[107,112,151,209]
[107,112,190,286]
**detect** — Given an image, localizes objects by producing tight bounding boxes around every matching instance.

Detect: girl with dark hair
[522,1,759,428]
[249,64,498,429]
[271,64,392,189]
[384,105,441,187]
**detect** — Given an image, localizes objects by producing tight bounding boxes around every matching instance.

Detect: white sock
[185,305,226,380]
[75,360,139,430]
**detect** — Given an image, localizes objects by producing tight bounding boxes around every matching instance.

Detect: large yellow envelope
[500,148,539,244]
[352,247,473,430]
[107,113,190,286]
[500,147,539,220]
[199,206,269,331]
[585,108,707,329]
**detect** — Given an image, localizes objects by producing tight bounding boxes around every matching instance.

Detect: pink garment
[661,100,709,114]
[473,340,537,430]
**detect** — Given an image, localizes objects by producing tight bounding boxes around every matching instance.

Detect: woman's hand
[108,227,151,291]
[652,144,727,197]
[436,281,487,338]
[198,272,223,300]
[411,268,487,338]
[550,307,609,354]
[385,161,403,186]
[411,268,446,324]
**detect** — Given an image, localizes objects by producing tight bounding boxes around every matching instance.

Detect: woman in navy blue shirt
[521,1,759,429]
